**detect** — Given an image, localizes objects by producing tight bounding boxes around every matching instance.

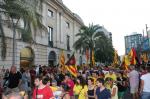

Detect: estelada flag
[65,53,77,77]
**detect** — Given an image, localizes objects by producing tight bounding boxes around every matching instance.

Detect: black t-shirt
[8,71,22,88]
[56,73,65,86]
[117,77,127,92]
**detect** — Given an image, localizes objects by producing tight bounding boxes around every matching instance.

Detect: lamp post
[146,24,149,48]
[12,19,18,66]
[145,24,150,65]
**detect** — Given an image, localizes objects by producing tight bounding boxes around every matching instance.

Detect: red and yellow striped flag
[59,50,65,72]
[59,50,65,66]
[128,48,137,65]
[65,54,77,77]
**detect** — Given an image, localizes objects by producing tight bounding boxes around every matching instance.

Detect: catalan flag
[59,50,65,73]
[65,53,77,77]
[59,50,65,66]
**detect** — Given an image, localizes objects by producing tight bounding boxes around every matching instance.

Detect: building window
[66,22,70,28]
[48,9,53,17]
[67,35,70,50]
[67,54,70,59]
[48,26,53,47]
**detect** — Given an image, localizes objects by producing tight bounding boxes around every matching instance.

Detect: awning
[20,48,33,61]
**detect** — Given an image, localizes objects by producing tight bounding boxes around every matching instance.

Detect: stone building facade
[0,0,85,69]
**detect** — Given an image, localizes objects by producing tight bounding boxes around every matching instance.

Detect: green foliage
[95,37,114,64]
[73,23,114,65]
[73,24,104,65]
[0,0,44,60]
[74,24,103,50]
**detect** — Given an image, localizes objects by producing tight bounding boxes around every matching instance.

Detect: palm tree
[73,24,104,66]
[0,0,44,65]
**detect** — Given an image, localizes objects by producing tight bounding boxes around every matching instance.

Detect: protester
[32,75,54,99]
[109,78,118,99]
[128,65,139,99]
[60,83,70,99]
[3,92,23,99]
[6,66,22,93]
[87,78,95,99]
[29,67,36,88]
[20,68,31,94]
[73,76,88,99]
[140,66,150,99]
[64,74,74,99]
[105,69,117,81]
[117,72,127,99]
[96,78,111,99]
[3,69,9,89]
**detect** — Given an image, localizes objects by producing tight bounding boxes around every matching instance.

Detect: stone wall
[0,38,49,69]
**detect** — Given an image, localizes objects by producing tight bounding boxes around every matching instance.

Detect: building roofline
[125,33,142,37]
[50,0,84,26]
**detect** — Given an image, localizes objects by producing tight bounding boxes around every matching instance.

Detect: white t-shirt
[129,70,139,87]
[141,73,150,92]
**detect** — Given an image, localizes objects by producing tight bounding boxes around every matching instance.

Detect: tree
[95,36,114,64]
[0,0,44,63]
[73,24,104,66]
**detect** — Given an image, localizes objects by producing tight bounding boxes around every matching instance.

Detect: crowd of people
[0,64,150,99]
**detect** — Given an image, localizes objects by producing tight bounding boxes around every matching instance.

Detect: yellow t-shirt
[50,86,58,92]
[73,85,88,99]
[105,73,117,81]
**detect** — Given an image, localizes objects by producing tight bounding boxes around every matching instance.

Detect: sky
[62,0,150,55]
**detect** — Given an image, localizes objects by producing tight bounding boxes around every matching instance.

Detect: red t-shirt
[66,79,74,96]
[32,86,54,99]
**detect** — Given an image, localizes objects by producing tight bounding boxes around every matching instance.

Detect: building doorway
[20,47,34,68]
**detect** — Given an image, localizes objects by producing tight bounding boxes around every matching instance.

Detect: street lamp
[146,24,149,47]
[12,18,19,66]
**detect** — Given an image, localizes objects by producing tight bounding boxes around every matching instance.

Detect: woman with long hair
[87,78,95,99]
[73,76,88,99]
[109,78,118,99]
